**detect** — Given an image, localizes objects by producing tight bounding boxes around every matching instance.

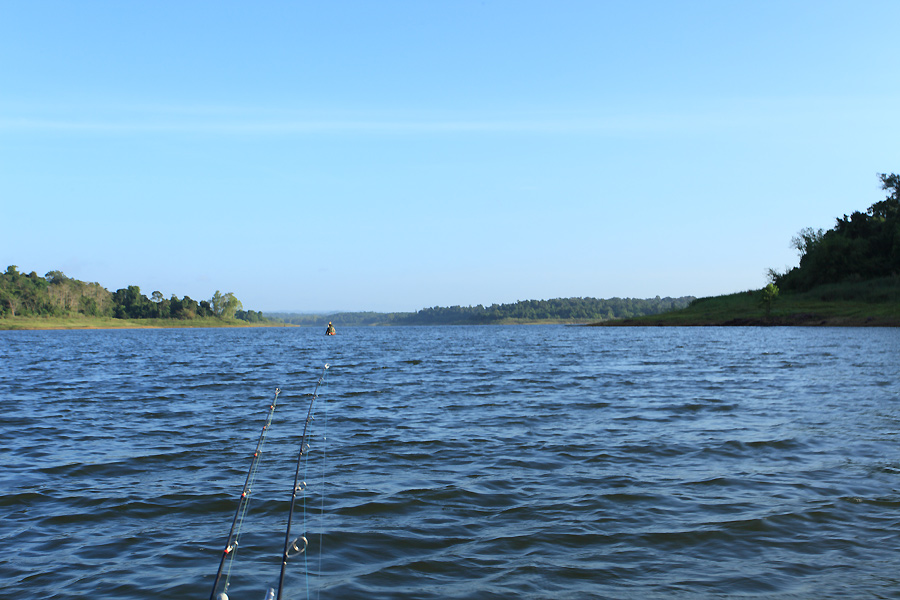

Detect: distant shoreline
[0,316,295,331]
[590,286,900,328]
[4,299,900,330]
[0,317,594,330]
[594,314,900,327]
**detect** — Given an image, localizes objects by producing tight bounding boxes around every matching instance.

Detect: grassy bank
[0,315,289,330]
[594,277,900,327]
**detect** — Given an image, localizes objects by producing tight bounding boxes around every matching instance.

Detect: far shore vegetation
[593,276,900,327]
[4,173,898,330]
[0,315,283,331]
[267,296,696,327]
[0,268,268,330]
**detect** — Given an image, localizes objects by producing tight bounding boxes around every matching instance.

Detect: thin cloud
[0,96,889,136]
[0,114,737,135]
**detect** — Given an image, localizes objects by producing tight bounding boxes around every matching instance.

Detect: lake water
[2,325,899,599]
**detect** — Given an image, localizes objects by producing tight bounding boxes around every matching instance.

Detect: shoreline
[4,308,900,330]
[594,315,900,327]
[0,316,295,331]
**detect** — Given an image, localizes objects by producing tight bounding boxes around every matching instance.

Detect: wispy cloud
[1,96,891,136]
[0,114,736,136]
[0,100,739,135]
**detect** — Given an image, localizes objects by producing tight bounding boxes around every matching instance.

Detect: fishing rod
[274,363,330,600]
[210,365,330,600]
[210,388,282,600]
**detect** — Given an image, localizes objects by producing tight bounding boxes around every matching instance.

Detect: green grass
[593,276,900,327]
[0,315,287,330]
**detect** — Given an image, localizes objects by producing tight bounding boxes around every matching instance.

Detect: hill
[268,296,696,326]
[594,276,900,327]
[774,173,900,291]
[597,173,900,327]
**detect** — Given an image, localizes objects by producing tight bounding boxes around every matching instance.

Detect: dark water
[2,326,900,599]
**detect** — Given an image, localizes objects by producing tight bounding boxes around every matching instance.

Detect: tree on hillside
[791,227,825,260]
[870,173,900,220]
[760,283,779,317]
[777,173,900,291]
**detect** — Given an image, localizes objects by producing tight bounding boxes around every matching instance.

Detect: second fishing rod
[211,363,330,600]
[274,363,330,600]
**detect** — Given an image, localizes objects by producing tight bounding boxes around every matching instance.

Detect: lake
[1,325,899,599]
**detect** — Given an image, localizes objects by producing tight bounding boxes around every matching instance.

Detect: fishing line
[276,363,330,600]
[316,373,329,600]
[210,365,331,600]
[210,388,281,600]
[299,368,329,600]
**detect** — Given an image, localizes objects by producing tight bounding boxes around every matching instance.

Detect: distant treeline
[269,296,696,326]
[0,267,265,322]
[774,173,900,291]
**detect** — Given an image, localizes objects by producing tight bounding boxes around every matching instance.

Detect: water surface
[1,326,899,599]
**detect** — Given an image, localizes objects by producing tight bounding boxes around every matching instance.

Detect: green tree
[760,283,779,317]
[150,291,166,318]
[870,173,900,220]
[79,296,99,316]
[210,290,242,318]
[45,270,69,285]
[113,285,152,318]
[221,292,242,319]
[211,290,224,316]
[790,227,824,259]
[182,296,200,318]
[169,295,184,318]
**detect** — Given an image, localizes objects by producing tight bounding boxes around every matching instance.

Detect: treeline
[402,296,695,324]
[775,173,900,291]
[0,266,265,322]
[270,296,695,326]
[267,311,404,327]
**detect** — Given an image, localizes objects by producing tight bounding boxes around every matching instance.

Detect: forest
[0,268,265,322]
[774,173,900,291]
[271,295,696,327]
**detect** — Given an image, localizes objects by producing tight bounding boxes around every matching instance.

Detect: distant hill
[267,296,696,326]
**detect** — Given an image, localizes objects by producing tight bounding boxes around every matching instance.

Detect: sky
[2,1,899,313]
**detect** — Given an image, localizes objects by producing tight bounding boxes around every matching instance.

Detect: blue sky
[2,1,899,312]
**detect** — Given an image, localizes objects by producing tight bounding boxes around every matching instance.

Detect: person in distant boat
[326,321,336,335]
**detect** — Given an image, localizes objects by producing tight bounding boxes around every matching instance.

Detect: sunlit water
[1,325,899,599]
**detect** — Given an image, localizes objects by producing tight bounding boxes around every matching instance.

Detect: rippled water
[2,325,899,599]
